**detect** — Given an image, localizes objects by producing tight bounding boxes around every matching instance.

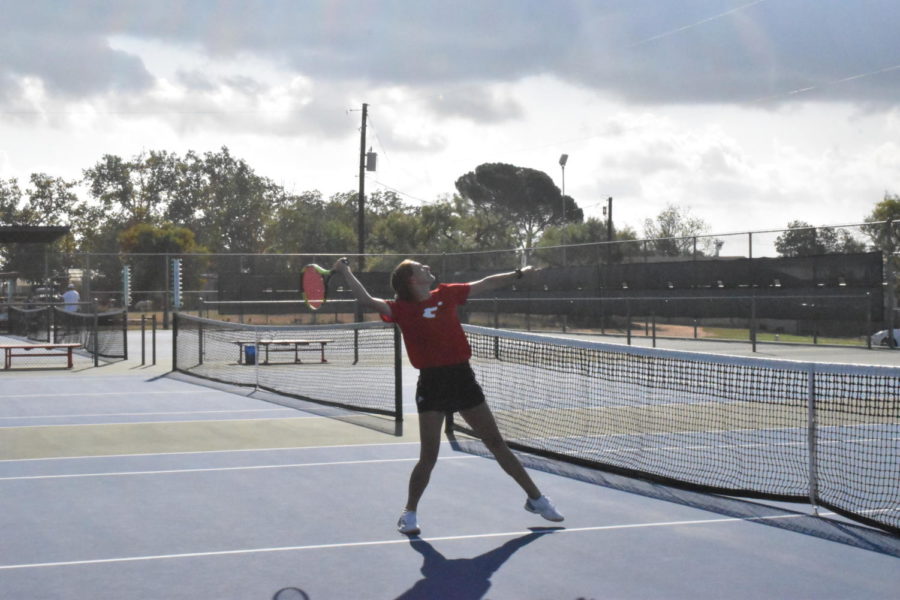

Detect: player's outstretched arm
[468,266,533,297]
[333,258,392,318]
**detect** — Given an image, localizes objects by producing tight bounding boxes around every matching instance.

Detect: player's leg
[458,402,540,498]
[405,410,445,511]
[398,410,444,535]
[459,402,564,522]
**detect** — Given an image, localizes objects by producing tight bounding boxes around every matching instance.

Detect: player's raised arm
[332,258,392,318]
[468,266,534,297]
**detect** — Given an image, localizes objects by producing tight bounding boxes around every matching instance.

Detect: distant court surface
[0,327,898,599]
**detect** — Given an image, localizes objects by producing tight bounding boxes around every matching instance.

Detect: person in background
[62,283,80,312]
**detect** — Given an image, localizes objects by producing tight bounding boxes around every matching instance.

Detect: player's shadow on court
[394,528,560,600]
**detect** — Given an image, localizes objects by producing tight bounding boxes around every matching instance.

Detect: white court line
[0,440,427,463]
[0,390,223,400]
[0,415,331,430]
[0,455,476,481]
[0,407,296,425]
[0,513,817,571]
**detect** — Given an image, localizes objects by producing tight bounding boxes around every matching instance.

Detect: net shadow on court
[446,433,900,559]
[167,370,404,437]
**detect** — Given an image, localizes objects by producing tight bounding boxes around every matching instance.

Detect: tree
[863,193,900,253]
[0,178,23,225]
[536,218,638,266]
[455,163,582,251]
[1,175,83,286]
[191,147,285,253]
[643,204,710,257]
[82,150,182,227]
[775,220,867,257]
[0,178,25,276]
[118,223,207,307]
[266,190,356,256]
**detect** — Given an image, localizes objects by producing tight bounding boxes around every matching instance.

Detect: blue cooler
[245,345,256,365]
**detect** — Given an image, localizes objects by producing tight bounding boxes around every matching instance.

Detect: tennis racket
[300,259,347,310]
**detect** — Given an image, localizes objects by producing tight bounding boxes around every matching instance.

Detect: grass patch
[702,327,867,347]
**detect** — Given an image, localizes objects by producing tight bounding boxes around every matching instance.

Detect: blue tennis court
[1,330,898,599]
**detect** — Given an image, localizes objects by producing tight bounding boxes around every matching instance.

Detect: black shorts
[415,362,485,414]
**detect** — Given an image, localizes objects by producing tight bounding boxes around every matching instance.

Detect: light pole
[559,153,568,266]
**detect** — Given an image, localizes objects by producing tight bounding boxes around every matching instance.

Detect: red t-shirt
[382,283,472,369]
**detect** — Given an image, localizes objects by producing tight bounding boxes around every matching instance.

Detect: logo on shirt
[422,301,443,319]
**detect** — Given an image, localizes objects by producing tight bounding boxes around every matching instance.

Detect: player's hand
[333,257,351,273]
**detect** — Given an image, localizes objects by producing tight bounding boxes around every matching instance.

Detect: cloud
[4,0,898,117]
[1,28,153,100]
[423,86,523,123]
[175,69,217,93]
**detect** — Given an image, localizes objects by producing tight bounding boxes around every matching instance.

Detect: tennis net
[173,313,402,420]
[456,325,900,536]
[8,305,52,341]
[53,307,128,359]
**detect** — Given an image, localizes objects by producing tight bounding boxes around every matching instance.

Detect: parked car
[870,328,900,346]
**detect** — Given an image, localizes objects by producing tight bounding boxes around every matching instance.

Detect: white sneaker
[525,495,564,522]
[397,509,420,535]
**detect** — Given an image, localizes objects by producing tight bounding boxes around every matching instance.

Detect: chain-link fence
[2,222,897,348]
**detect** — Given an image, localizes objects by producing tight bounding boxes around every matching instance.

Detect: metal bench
[234,339,332,365]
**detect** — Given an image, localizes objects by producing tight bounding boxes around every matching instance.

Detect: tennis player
[333,258,564,535]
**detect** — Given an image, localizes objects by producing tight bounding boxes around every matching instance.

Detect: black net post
[806,364,819,515]
[394,324,403,422]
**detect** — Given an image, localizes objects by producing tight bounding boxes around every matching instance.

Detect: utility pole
[559,154,568,267]
[357,103,368,273]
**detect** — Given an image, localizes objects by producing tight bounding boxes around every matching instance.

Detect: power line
[752,62,900,104]
[628,0,768,49]
[370,178,434,205]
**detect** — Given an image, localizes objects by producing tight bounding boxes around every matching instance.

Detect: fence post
[626,301,632,345]
[163,254,170,330]
[866,292,872,349]
[751,294,757,353]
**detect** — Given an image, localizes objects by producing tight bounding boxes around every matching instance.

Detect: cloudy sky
[2,0,899,255]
